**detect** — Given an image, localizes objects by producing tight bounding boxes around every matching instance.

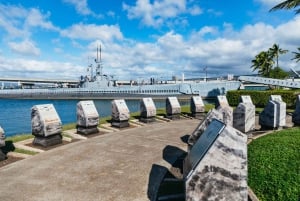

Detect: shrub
[227,90,299,108]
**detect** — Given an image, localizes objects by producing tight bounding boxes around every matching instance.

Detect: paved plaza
[0,119,199,201]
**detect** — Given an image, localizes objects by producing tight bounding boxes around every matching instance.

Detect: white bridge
[0,77,79,88]
[239,76,300,89]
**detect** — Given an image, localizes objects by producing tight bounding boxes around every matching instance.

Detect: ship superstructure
[0,46,242,99]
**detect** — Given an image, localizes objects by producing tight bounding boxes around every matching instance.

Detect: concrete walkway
[0,119,199,201]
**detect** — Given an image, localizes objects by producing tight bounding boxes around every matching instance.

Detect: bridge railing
[239,76,300,89]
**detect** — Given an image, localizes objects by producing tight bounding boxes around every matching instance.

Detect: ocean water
[0,99,190,137]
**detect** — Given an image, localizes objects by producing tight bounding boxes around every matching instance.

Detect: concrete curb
[248,186,260,201]
[14,143,44,153]
[156,115,171,122]
[100,123,120,131]
[7,151,32,159]
[63,130,88,140]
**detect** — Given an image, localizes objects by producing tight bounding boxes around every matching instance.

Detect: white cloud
[0,4,59,39]
[63,0,92,15]
[62,0,103,18]
[73,15,299,80]
[107,11,116,18]
[189,5,202,16]
[0,4,29,38]
[60,24,123,41]
[25,8,58,31]
[207,9,223,17]
[123,0,201,27]
[275,16,300,44]
[8,40,40,56]
[1,2,300,80]
[197,26,219,37]
[157,31,184,50]
[112,16,300,78]
[0,55,84,79]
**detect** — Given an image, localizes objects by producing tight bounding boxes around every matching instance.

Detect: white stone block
[233,96,255,133]
[0,126,5,147]
[31,104,62,137]
[111,99,130,121]
[270,95,282,102]
[292,95,300,125]
[216,95,233,126]
[216,95,229,108]
[190,96,205,114]
[275,101,286,127]
[166,97,181,115]
[140,97,156,118]
[259,95,286,128]
[188,109,223,149]
[240,95,253,104]
[77,100,99,127]
[184,119,248,200]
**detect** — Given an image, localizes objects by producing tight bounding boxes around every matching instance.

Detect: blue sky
[0,0,299,81]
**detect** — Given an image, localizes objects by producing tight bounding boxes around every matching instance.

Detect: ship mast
[95,44,103,80]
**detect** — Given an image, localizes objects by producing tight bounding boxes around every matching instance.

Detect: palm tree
[269,0,300,14]
[268,44,288,68]
[251,51,274,77]
[292,47,300,62]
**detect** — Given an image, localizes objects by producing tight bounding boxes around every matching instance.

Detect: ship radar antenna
[95,44,103,79]
[100,45,101,61]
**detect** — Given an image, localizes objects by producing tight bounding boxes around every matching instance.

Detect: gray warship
[0,47,241,99]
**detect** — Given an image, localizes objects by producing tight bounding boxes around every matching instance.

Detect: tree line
[250,0,300,79]
[251,44,300,79]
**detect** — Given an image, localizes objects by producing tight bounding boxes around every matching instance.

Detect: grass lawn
[248,128,300,201]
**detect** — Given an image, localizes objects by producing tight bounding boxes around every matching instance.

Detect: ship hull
[0,81,241,99]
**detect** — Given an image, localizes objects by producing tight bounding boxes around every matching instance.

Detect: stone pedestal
[111,120,130,128]
[77,126,99,135]
[184,119,248,200]
[190,96,205,119]
[0,126,5,148]
[259,100,277,128]
[0,126,6,161]
[292,95,300,125]
[33,134,62,147]
[216,95,233,126]
[77,100,99,135]
[259,95,286,129]
[140,97,156,123]
[111,99,130,128]
[140,117,156,123]
[31,104,62,147]
[233,95,255,133]
[0,151,5,161]
[166,97,181,120]
[187,109,223,151]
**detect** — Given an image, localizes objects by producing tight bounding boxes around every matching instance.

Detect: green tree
[270,0,300,14]
[268,44,288,68]
[251,51,274,77]
[269,67,289,79]
[292,47,300,62]
[251,44,289,78]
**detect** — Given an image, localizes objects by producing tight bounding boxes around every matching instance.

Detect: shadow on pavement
[148,141,188,201]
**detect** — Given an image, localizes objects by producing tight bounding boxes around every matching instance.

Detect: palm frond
[270,0,300,13]
[291,47,300,62]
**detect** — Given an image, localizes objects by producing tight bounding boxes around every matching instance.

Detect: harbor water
[0,98,191,137]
